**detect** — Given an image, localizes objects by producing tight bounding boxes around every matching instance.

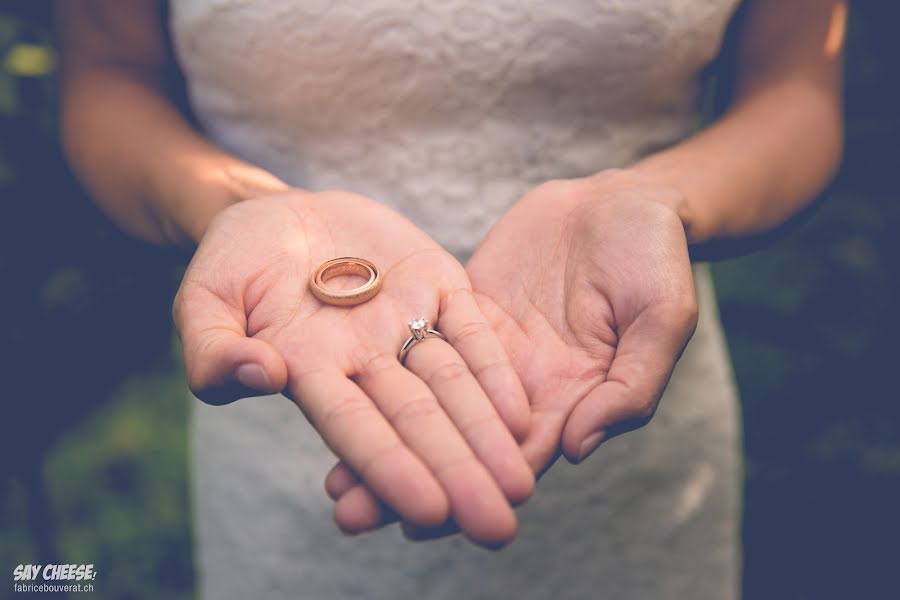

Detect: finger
[394,403,545,544]
[333,485,397,535]
[324,461,359,501]
[404,336,535,505]
[331,408,561,536]
[519,406,568,477]
[326,304,536,539]
[561,298,698,462]
[439,288,531,441]
[332,383,546,535]
[174,281,288,404]
[323,460,388,533]
[354,352,518,547]
[406,332,534,504]
[291,368,449,527]
[327,468,397,534]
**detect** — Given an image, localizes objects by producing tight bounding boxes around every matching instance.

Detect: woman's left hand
[326,170,701,536]
[468,170,699,470]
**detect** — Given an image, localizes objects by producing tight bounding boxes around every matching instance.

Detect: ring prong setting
[399,316,447,366]
[409,317,428,340]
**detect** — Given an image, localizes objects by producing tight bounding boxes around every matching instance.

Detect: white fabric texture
[170,1,744,598]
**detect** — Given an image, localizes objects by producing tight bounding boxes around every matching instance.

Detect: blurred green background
[1,2,898,599]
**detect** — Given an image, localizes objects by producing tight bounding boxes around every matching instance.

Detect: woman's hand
[469,171,699,469]
[325,170,699,536]
[173,190,534,547]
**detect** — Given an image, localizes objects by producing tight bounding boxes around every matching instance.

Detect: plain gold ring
[310,257,382,307]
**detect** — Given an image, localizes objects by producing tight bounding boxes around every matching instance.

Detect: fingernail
[235,363,271,390]
[577,431,606,462]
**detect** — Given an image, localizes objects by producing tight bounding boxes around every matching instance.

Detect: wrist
[150,153,290,246]
[579,168,705,245]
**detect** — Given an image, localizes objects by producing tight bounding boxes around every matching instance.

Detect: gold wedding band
[310,257,382,307]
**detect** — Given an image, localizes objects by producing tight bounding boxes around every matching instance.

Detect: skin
[57,0,844,544]
[57,0,534,548]
[174,191,534,546]
[322,0,846,536]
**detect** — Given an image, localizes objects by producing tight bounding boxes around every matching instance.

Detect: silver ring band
[399,317,447,366]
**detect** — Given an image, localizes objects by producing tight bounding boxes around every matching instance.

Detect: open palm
[468,172,699,471]
[327,171,699,538]
[174,190,533,547]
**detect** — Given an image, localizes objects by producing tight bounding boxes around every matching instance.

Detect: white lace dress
[170,1,743,598]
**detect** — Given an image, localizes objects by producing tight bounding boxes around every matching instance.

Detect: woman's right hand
[173,190,534,547]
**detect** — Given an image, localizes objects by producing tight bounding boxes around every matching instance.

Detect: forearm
[60,66,287,246]
[55,0,288,246]
[627,0,845,247]
[631,77,842,245]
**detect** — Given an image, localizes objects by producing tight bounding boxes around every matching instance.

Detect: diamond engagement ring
[398,317,447,366]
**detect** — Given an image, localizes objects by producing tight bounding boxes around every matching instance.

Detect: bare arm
[633,0,845,245]
[56,0,288,246]
[57,1,538,547]
[306,0,850,535]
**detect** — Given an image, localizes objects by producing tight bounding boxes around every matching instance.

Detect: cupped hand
[326,169,699,537]
[172,190,534,547]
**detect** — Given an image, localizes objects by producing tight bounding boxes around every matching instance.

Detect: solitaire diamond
[409,317,428,339]
[399,316,447,365]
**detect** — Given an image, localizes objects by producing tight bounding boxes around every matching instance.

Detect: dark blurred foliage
[0,1,898,599]
[0,1,188,597]
[713,3,900,599]
[0,1,175,471]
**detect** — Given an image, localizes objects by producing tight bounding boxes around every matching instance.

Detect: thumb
[174,282,288,405]
[561,296,698,462]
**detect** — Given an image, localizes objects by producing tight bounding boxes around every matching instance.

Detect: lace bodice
[171,0,738,255]
[177,5,745,599]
